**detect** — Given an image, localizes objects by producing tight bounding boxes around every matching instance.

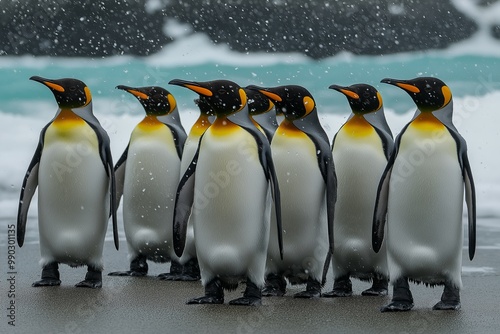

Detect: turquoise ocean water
[1,54,499,115]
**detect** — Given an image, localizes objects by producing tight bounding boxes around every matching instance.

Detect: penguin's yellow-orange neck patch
[189,114,212,138]
[137,115,164,131]
[341,114,375,138]
[52,109,85,128]
[275,119,308,138]
[410,112,445,132]
[209,117,240,136]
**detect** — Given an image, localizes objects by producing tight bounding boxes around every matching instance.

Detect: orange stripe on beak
[396,83,420,93]
[185,84,213,97]
[44,81,65,92]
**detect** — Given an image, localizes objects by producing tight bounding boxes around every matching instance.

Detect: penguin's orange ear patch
[303,96,315,115]
[45,81,65,92]
[238,88,247,111]
[441,86,452,107]
[376,91,383,110]
[167,94,177,111]
[84,86,92,105]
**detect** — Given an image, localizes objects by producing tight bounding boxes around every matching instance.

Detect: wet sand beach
[1,219,499,334]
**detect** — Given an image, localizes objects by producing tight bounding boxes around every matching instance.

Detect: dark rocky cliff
[0,0,495,59]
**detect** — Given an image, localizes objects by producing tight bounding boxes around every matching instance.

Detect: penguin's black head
[30,76,91,109]
[329,83,383,114]
[116,85,177,116]
[244,88,274,116]
[381,77,452,112]
[194,98,216,116]
[246,85,315,121]
[169,79,246,117]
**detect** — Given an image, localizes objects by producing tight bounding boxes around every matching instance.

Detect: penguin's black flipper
[104,143,119,251]
[264,145,283,260]
[462,153,476,260]
[173,142,201,258]
[434,103,476,260]
[292,109,336,254]
[114,144,129,209]
[78,106,119,250]
[372,162,393,253]
[17,139,44,247]
[228,107,283,259]
[372,121,409,252]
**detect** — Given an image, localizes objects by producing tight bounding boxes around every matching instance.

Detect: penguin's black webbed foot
[229,296,262,306]
[75,267,102,289]
[32,278,61,287]
[362,276,388,296]
[380,277,413,312]
[157,273,181,281]
[187,278,224,305]
[262,273,286,297]
[432,282,461,310]
[108,270,147,277]
[109,256,148,277]
[323,275,352,298]
[230,278,262,306]
[432,300,461,310]
[293,279,322,299]
[177,273,201,281]
[362,286,388,296]
[33,262,61,287]
[179,258,201,281]
[158,260,183,280]
[380,300,414,312]
[187,295,224,304]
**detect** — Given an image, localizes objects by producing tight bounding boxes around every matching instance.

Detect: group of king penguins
[17,75,476,312]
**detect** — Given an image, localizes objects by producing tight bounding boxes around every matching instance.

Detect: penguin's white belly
[38,126,108,268]
[387,126,463,285]
[192,128,269,283]
[332,131,388,278]
[123,134,180,261]
[268,134,328,280]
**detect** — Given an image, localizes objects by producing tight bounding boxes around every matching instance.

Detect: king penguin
[17,76,119,288]
[244,87,278,142]
[174,98,215,281]
[324,83,393,298]
[373,77,476,312]
[169,79,283,306]
[109,85,187,279]
[246,84,336,298]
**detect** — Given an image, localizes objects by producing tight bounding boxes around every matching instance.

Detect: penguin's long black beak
[30,76,65,92]
[381,78,420,93]
[169,79,213,97]
[116,85,149,100]
[329,84,360,100]
[246,85,283,103]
